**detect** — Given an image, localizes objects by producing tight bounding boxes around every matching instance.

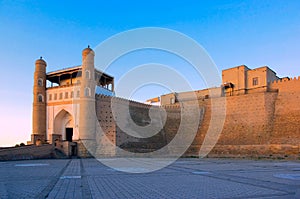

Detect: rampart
[0,144,56,161]
[93,77,300,159]
[95,95,168,155]
[199,78,300,158]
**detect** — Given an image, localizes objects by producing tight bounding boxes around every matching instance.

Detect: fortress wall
[94,79,300,158]
[128,103,166,147]
[170,92,277,157]
[0,144,55,161]
[269,78,300,145]
[96,95,116,145]
[269,76,300,88]
[162,104,184,155]
[117,102,166,153]
[181,100,207,156]
[162,104,181,145]
[216,92,278,145]
[201,81,300,157]
[162,101,206,156]
[95,95,167,154]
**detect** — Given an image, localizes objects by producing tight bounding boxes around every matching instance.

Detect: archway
[36,139,42,146]
[54,109,74,141]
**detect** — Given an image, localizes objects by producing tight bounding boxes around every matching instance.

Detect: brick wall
[0,144,55,161]
[269,77,300,145]
[95,95,167,155]
[91,78,300,159]
[160,84,299,158]
[216,92,277,145]
[194,79,300,158]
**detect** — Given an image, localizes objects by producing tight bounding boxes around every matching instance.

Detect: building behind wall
[160,65,282,105]
[222,65,280,96]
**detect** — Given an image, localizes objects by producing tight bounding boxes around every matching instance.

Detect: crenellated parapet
[268,76,300,92]
[96,94,153,109]
[269,76,300,84]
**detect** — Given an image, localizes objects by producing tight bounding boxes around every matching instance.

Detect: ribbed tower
[32,57,47,145]
[78,46,96,154]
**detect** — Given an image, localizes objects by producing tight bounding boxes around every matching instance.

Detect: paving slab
[0,158,299,198]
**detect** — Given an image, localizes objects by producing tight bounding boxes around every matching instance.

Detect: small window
[38,94,43,102]
[170,98,175,104]
[85,70,90,79]
[54,93,57,100]
[59,93,63,99]
[65,92,68,99]
[76,90,80,98]
[253,77,259,86]
[38,78,43,86]
[49,94,52,101]
[84,87,91,97]
[71,91,74,98]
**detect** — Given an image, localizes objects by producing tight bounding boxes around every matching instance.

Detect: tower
[32,57,47,145]
[78,46,96,153]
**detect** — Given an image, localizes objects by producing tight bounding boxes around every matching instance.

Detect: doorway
[54,109,75,141]
[66,128,73,142]
[71,143,77,156]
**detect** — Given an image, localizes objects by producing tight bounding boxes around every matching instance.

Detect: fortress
[26,47,300,159]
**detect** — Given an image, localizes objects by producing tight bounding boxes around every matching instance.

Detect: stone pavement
[0,158,299,198]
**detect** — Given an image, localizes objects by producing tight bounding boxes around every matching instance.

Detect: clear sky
[0,0,299,147]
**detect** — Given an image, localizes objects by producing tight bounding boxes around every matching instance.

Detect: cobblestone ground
[0,158,299,198]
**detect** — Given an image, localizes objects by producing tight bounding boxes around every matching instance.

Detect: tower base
[31,134,46,146]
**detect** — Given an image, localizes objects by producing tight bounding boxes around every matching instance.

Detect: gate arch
[53,109,74,141]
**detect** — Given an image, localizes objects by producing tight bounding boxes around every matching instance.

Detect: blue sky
[0,0,299,146]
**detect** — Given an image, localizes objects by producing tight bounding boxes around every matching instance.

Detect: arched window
[38,78,43,86]
[85,70,90,79]
[84,87,91,97]
[38,94,43,102]
[36,139,42,146]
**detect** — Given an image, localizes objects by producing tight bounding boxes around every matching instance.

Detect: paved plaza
[0,158,299,198]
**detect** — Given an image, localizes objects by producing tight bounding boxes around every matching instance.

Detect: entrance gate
[66,128,73,142]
